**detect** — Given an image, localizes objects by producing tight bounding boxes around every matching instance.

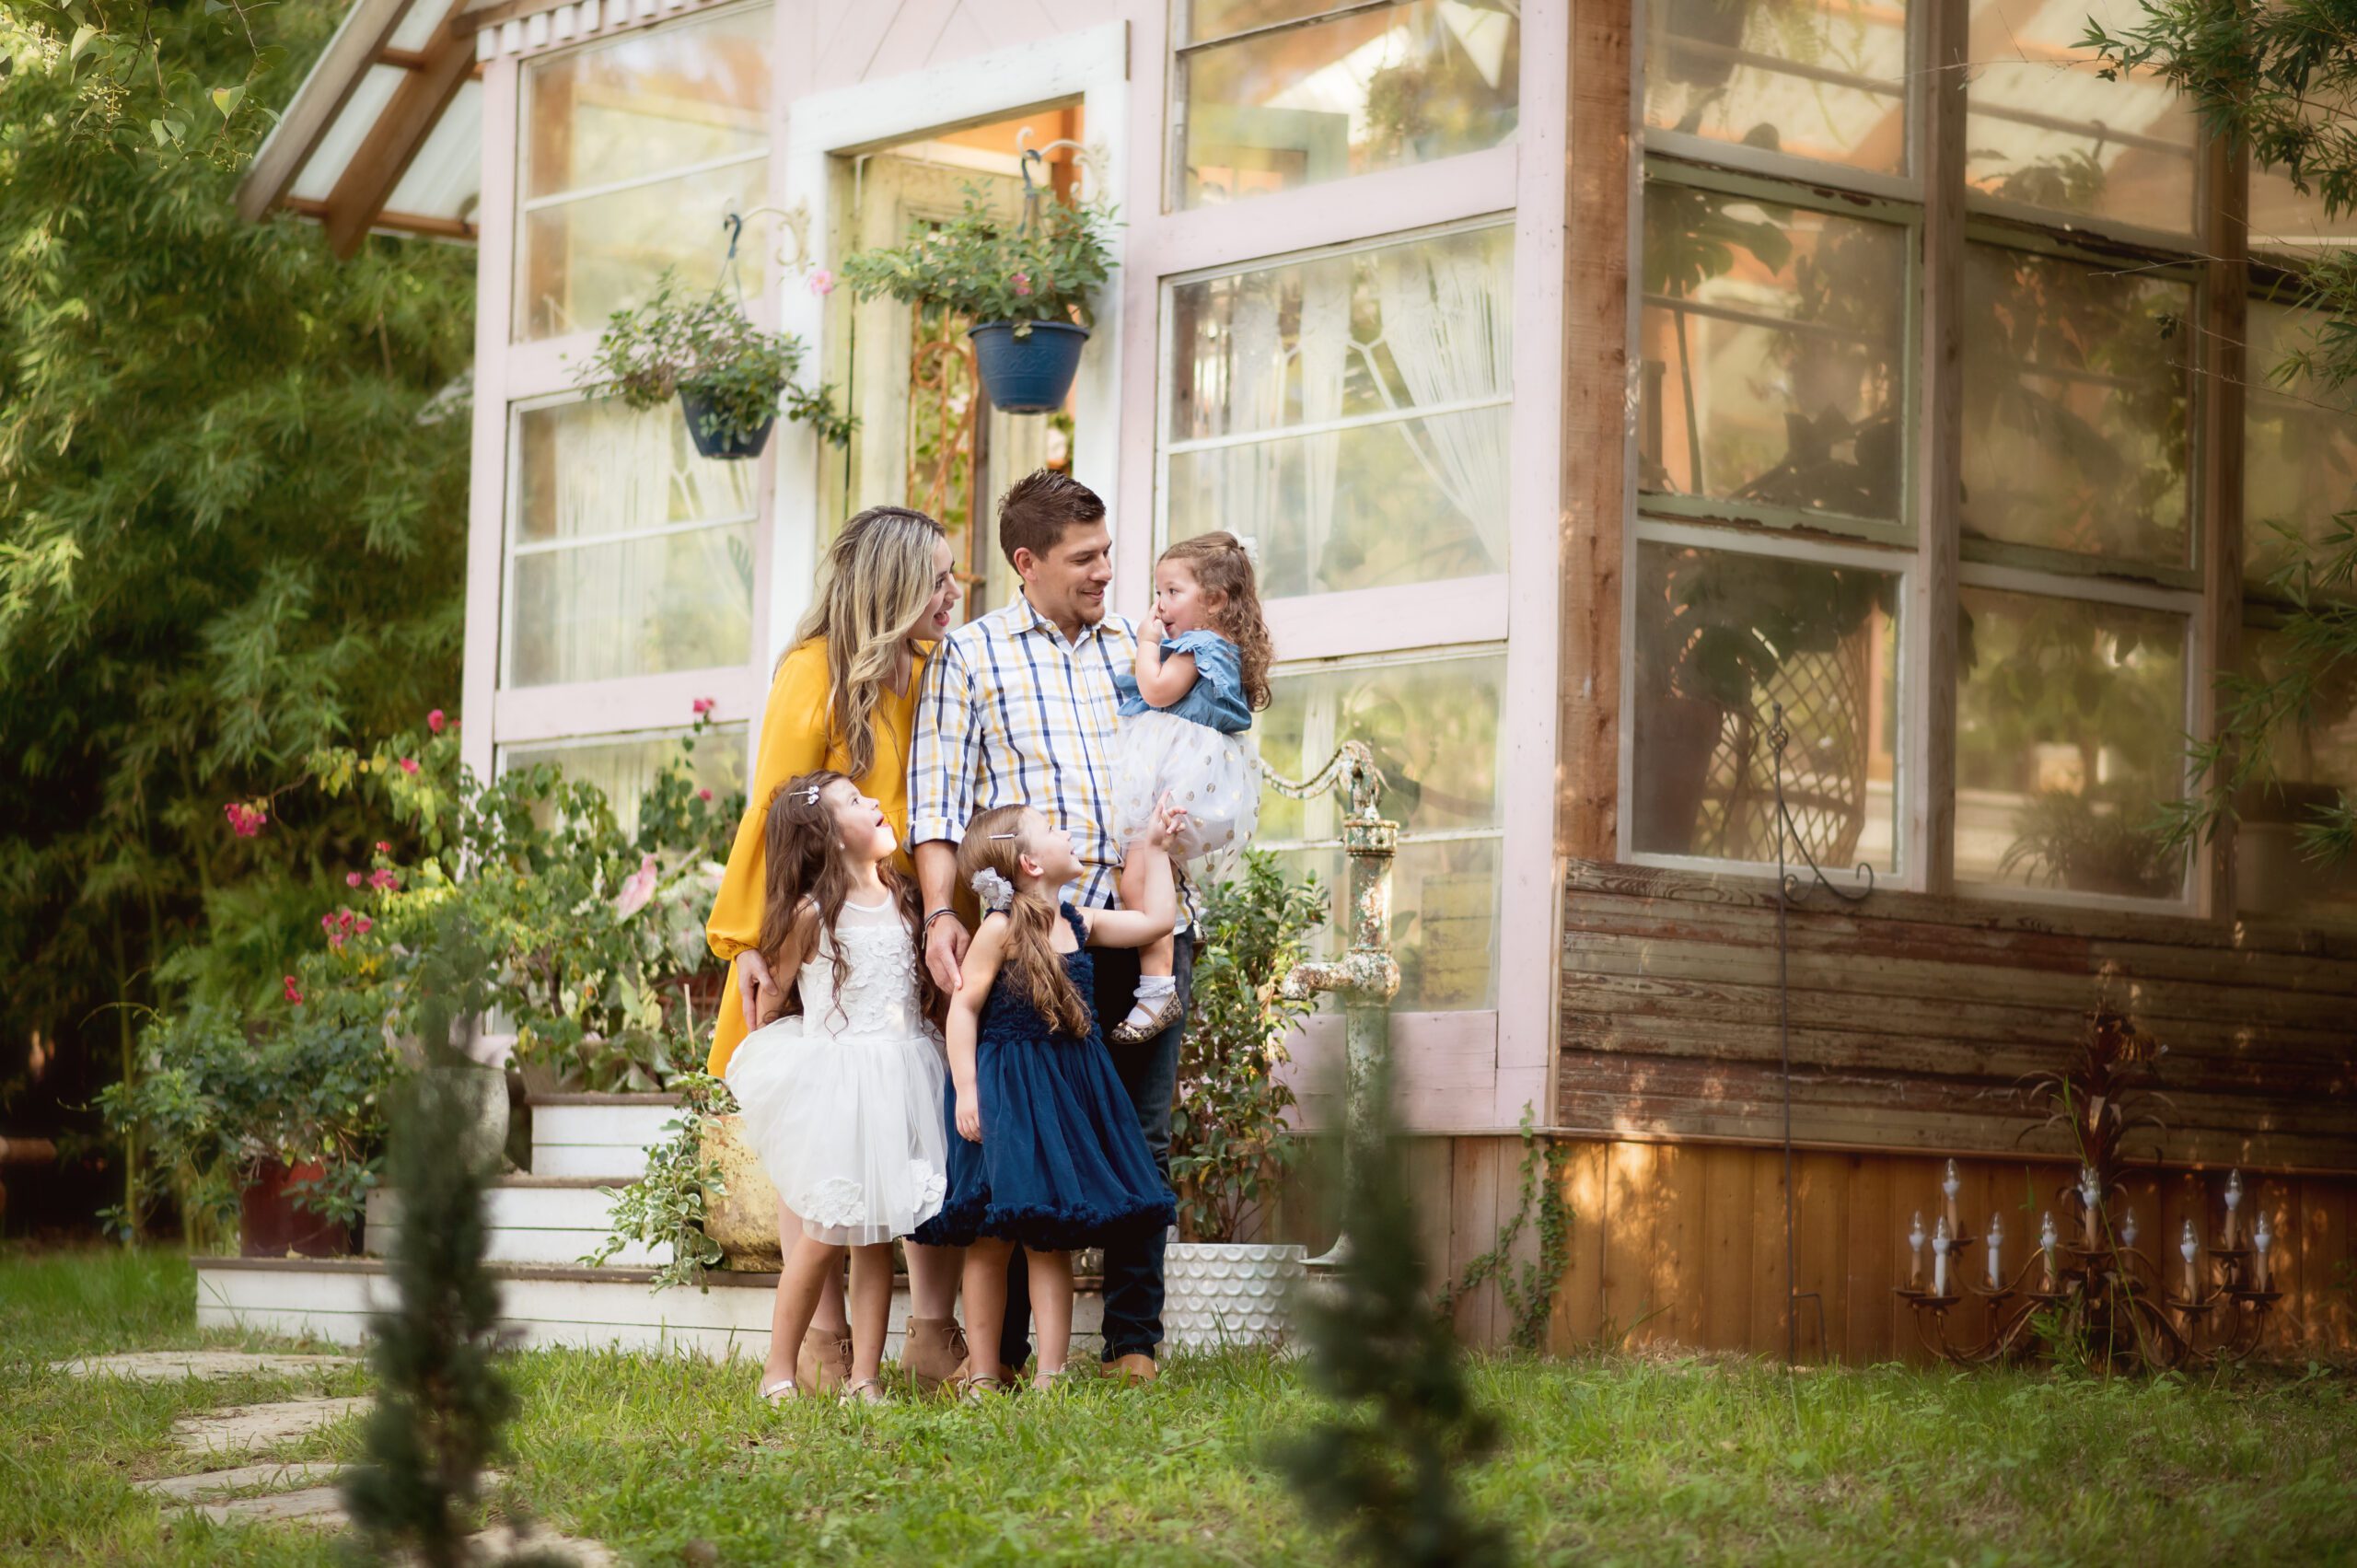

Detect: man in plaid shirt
[908,470,1192,1386]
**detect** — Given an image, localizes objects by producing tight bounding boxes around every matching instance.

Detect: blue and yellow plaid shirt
[909,594,1181,915]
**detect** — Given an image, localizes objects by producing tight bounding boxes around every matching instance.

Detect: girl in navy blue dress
[913,799,1185,1392]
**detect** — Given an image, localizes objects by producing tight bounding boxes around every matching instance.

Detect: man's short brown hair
[997,470,1106,566]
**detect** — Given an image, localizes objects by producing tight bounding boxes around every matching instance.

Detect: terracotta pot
[239,1159,354,1259]
[698,1113,784,1271]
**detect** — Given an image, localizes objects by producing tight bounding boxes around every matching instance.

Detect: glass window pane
[501,725,749,839]
[2234,626,2357,920]
[2250,157,2357,256]
[2245,297,2357,588]
[1187,0,1361,45]
[1177,0,1519,209]
[1167,226,1511,598]
[1257,653,1504,1012]
[1954,586,2189,897]
[1965,0,2198,235]
[1643,0,1910,176]
[518,158,771,342]
[510,527,755,687]
[1960,242,2192,568]
[523,6,770,200]
[1639,185,1908,521]
[1631,541,1901,873]
[506,401,758,689]
[516,399,756,546]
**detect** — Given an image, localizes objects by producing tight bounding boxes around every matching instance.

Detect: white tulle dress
[1109,628,1260,882]
[721,896,949,1246]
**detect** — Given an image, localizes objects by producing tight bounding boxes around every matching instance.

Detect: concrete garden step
[364,1177,662,1269]
[193,1254,1105,1359]
[526,1093,679,1179]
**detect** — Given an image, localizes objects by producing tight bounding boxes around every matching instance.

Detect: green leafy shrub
[839,179,1117,336]
[575,276,853,452]
[586,1071,735,1291]
[1170,852,1324,1243]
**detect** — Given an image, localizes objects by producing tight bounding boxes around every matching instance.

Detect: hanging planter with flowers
[575,270,855,460]
[840,157,1117,415]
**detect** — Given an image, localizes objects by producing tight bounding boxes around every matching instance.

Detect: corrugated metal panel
[386,75,483,221]
[289,64,408,203]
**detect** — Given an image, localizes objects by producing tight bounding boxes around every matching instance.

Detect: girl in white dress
[724,769,949,1404]
[1107,530,1272,1042]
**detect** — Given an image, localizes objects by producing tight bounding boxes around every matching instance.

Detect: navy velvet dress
[914,904,1178,1251]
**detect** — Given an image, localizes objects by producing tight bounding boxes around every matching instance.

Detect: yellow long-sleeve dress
[703,637,928,1077]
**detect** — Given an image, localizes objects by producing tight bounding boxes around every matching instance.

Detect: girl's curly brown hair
[1159,531,1271,711]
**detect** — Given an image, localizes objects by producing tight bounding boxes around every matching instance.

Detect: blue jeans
[999,935,1191,1366]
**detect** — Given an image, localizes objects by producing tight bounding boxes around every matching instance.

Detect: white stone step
[365,1177,664,1269]
[527,1094,679,1179]
[193,1256,1105,1360]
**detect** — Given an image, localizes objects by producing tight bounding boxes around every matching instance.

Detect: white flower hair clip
[970,867,1015,912]
[785,784,823,807]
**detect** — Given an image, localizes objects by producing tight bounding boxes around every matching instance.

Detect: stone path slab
[182,1485,353,1529]
[171,1396,373,1456]
[55,1351,357,1383]
[137,1461,345,1502]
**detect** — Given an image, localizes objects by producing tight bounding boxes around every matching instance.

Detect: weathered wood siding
[1545,1143,2357,1361]
[1559,860,2357,1171]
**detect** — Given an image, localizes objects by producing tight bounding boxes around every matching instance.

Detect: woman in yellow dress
[704,505,969,1393]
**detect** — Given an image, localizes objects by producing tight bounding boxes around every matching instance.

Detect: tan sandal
[842,1377,888,1406]
[953,1375,1011,1403]
[759,1376,800,1405]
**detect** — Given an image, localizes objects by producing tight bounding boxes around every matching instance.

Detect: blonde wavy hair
[958,806,1092,1040]
[789,505,949,782]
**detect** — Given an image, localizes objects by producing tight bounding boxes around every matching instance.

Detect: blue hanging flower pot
[968,320,1089,414]
[679,386,775,461]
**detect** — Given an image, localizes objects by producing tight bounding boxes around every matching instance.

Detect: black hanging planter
[679,386,775,460]
[968,320,1090,414]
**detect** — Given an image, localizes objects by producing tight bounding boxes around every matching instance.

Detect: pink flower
[283,976,304,1005]
[427,709,446,734]
[347,872,365,888]
[1012,272,1033,296]
[369,868,400,891]
[691,696,716,716]
[698,787,714,802]
[223,803,267,838]
[613,852,661,919]
[320,912,338,934]
[375,842,390,853]
[398,757,420,775]
[354,916,372,935]
[807,268,836,296]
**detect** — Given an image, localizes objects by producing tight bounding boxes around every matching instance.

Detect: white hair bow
[970,867,1015,912]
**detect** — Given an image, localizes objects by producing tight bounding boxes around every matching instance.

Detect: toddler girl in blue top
[1106,530,1272,1043]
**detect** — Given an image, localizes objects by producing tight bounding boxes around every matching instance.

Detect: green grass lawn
[5,1247,2354,1566]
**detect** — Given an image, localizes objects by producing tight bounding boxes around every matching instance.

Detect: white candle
[2223,1169,2243,1249]
[2080,1166,2103,1246]
[1943,1160,1962,1237]
[1986,1214,2005,1290]
[2121,1207,2139,1249]
[2039,1212,2058,1290]
[1933,1214,1952,1297]
[1908,1210,1926,1288]
[2253,1211,2273,1292]
[2180,1219,2200,1298]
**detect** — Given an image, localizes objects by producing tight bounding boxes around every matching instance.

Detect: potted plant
[1164,852,1326,1350]
[840,180,1116,414]
[575,277,854,460]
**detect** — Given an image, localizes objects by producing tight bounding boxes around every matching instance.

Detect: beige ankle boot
[900,1316,970,1392]
[796,1327,852,1394]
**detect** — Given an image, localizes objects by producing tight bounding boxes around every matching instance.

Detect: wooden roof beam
[321,16,477,259]
[237,0,414,224]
